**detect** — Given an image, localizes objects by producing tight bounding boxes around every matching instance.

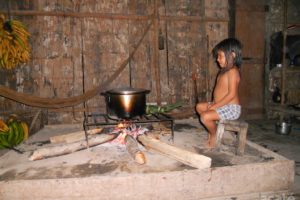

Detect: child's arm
[209,69,240,110]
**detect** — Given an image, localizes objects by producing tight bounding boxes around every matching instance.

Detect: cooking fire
[110,121,148,145]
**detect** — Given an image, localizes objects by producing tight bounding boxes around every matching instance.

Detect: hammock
[0,19,153,109]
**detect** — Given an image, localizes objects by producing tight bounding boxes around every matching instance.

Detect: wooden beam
[3,10,150,20]
[0,10,229,22]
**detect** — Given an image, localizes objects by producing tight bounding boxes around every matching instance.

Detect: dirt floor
[0,117,299,198]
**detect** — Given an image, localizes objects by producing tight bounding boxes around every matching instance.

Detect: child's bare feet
[206,135,216,149]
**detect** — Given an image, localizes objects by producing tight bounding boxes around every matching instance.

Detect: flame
[117,122,126,129]
[111,122,148,145]
[117,120,131,129]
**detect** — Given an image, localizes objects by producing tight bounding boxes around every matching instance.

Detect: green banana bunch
[0,118,26,150]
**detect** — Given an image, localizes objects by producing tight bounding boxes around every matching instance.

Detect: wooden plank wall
[0,0,228,124]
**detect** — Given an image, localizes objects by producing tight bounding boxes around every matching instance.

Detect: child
[196,38,242,149]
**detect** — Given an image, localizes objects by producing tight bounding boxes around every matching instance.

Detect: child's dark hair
[212,38,242,72]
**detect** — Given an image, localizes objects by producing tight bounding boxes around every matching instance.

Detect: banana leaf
[146,101,183,115]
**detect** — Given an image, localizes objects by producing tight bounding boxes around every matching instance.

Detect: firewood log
[125,135,146,164]
[137,134,211,169]
[49,128,103,144]
[29,133,118,161]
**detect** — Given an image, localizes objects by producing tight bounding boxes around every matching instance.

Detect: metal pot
[102,87,150,119]
[275,121,292,135]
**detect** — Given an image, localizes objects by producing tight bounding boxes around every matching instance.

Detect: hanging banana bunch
[0,14,31,70]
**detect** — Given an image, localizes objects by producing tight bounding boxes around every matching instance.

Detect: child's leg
[200,110,220,148]
[196,102,210,144]
[196,102,209,114]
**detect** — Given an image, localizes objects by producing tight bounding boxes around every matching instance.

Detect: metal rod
[83,113,174,136]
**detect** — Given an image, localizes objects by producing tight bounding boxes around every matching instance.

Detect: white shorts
[216,104,241,120]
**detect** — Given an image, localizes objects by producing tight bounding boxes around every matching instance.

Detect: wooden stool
[216,119,249,155]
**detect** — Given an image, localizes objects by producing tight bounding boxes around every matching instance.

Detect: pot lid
[106,87,150,95]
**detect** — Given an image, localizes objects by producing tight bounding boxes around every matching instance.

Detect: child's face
[216,50,226,68]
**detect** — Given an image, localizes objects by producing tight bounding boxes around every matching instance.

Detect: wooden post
[153,0,161,105]
[280,0,288,122]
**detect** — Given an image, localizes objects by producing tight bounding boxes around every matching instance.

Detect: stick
[125,135,146,165]
[29,109,41,132]
[29,133,118,161]
[49,128,103,144]
[192,72,199,104]
[137,134,211,169]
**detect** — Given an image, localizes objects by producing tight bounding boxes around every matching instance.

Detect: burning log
[137,134,211,169]
[29,133,118,161]
[125,134,146,165]
[49,128,103,144]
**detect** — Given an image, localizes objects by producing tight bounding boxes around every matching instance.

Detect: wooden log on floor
[49,128,103,144]
[125,135,146,165]
[137,134,211,169]
[29,133,118,161]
